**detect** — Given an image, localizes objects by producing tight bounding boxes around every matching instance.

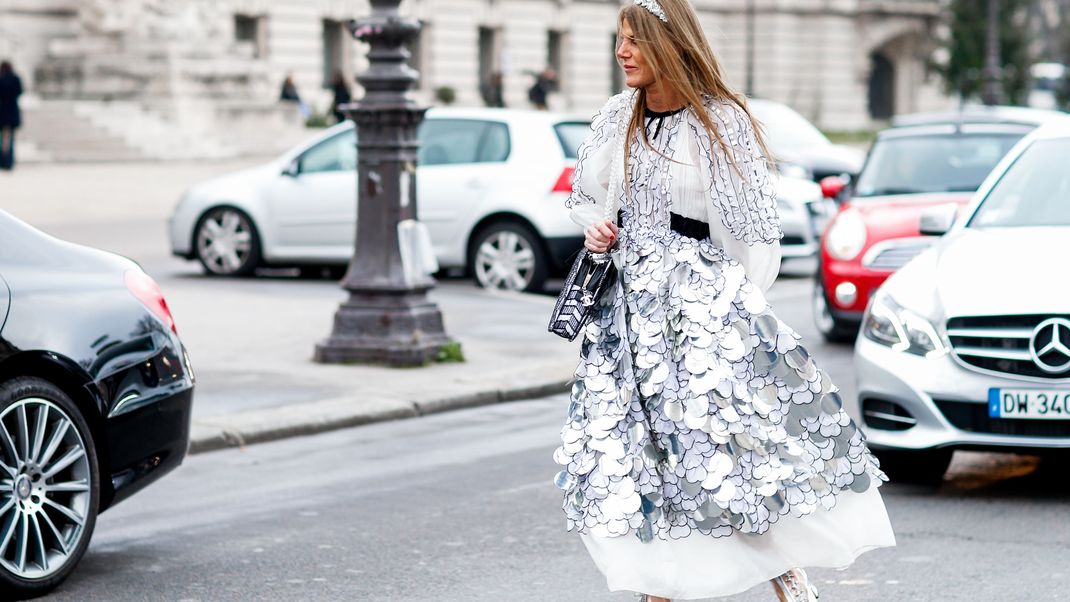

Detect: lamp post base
[314,289,453,367]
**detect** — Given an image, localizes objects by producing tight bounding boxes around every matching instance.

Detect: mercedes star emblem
[1029,317,1070,374]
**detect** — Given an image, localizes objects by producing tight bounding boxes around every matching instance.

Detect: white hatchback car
[170,106,822,290]
[852,116,1070,482]
[170,108,590,291]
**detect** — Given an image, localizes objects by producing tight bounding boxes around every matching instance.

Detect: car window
[969,138,1070,228]
[554,122,591,159]
[418,119,510,166]
[299,129,357,174]
[853,133,1023,198]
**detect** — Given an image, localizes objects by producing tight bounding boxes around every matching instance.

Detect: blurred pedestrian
[555,2,895,601]
[279,72,310,120]
[330,69,352,123]
[0,60,22,171]
[480,70,505,108]
[527,67,557,110]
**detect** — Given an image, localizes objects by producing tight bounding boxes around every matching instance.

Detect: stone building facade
[0,0,951,160]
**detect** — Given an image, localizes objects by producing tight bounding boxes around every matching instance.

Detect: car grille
[782,235,806,246]
[861,238,933,270]
[934,398,1070,437]
[946,314,1070,380]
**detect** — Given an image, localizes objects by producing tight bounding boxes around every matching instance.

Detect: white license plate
[989,388,1070,420]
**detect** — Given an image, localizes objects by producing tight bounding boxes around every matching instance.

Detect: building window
[323,19,351,89]
[234,14,267,58]
[548,30,568,91]
[478,26,502,95]
[406,22,427,89]
[610,33,623,94]
[868,52,895,120]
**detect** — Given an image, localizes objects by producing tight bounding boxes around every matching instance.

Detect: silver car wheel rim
[812,282,835,334]
[197,209,253,274]
[0,398,91,580]
[475,230,536,291]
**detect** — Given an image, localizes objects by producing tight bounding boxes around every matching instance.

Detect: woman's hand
[584,219,619,253]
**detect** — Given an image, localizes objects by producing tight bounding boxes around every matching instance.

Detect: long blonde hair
[618,0,772,176]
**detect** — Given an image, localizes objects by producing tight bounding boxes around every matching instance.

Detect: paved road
[44,396,1070,602]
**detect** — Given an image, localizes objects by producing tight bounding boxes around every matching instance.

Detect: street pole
[745,0,756,97]
[982,0,1002,106]
[315,0,454,367]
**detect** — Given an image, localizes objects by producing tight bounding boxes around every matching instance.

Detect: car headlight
[778,162,813,181]
[825,208,866,261]
[862,291,947,357]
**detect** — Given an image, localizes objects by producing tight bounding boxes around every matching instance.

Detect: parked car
[812,107,1062,341]
[170,107,827,288]
[749,98,866,182]
[170,108,590,292]
[852,116,1070,482]
[0,211,194,596]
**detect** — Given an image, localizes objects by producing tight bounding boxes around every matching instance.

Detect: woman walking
[0,60,22,171]
[553,2,895,600]
[330,69,352,124]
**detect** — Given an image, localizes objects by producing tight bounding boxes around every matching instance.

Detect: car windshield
[969,138,1070,228]
[749,101,830,150]
[554,122,591,159]
[853,133,1023,198]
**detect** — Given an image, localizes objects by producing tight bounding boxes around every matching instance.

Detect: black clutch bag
[550,97,629,341]
[547,250,617,341]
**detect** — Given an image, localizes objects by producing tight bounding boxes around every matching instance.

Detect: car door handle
[466,178,484,189]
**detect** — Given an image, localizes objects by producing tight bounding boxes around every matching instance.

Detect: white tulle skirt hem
[580,486,895,600]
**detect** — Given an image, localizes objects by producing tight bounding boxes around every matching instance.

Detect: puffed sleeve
[566,91,632,229]
[713,223,781,292]
[688,98,783,291]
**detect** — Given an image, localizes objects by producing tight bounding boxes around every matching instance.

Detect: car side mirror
[819,175,846,200]
[282,158,300,177]
[919,203,958,236]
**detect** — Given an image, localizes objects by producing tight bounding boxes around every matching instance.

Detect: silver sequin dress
[555,92,895,600]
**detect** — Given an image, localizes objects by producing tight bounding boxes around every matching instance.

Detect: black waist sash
[669,213,710,240]
[616,210,706,241]
[615,210,710,241]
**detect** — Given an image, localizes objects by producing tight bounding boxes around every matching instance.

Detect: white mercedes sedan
[852,116,1070,482]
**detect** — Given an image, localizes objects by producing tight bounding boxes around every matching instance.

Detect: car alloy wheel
[0,378,99,596]
[471,223,548,292]
[195,207,261,277]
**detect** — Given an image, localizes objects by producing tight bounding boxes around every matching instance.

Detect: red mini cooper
[813,107,1061,342]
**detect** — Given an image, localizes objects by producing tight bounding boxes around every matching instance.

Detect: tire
[0,377,100,599]
[468,222,549,293]
[194,207,262,277]
[812,274,857,343]
[873,447,953,486]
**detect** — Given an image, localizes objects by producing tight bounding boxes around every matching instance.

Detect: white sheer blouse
[568,105,782,292]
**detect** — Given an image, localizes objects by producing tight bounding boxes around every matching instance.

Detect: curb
[188,378,572,455]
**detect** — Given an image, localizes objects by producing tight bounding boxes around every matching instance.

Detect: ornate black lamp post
[314,0,453,367]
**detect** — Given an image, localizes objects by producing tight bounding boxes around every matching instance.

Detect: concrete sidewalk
[169,277,580,454]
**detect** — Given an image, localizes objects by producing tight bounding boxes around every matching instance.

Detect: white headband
[634,0,668,23]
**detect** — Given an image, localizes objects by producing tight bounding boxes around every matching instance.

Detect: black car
[0,210,194,597]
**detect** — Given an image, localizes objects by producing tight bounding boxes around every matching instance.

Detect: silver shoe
[774,568,819,602]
